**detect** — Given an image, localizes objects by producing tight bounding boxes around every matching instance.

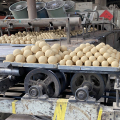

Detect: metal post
[0,28,3,36]
[116,78,120,107]
[66,18,71,44]
[27,0,37,19]
[116,90,119,107]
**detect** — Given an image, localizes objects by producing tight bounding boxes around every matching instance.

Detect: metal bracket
[113,78,120,110]
[69,96,96,104]
[22,94,49,101]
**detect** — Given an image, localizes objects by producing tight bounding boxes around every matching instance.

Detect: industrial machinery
[1,0,120,120]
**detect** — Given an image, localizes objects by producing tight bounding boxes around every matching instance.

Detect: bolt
[30,88,38,97]
[77,91,86,100]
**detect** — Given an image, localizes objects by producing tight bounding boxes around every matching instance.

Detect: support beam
[27,0,37,19]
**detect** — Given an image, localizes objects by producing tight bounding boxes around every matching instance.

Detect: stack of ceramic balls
[4,41,72,64]
[0,32,43,44]
[59,43,119,67]
[70,30,82,36]
[38,32,60,40]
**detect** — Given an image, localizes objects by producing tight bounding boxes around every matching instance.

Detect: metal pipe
[27,0,37,19]
[0,68,21,76]
[52,17,81,27]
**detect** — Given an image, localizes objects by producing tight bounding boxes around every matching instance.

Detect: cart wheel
[53,71,67,92]
[24,68,61,97]
[70,73,105,100]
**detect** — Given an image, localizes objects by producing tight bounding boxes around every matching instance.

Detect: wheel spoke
[43,76,52,86]
[29,80,38,85]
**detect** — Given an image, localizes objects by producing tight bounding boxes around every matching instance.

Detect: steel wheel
[24,69,61,97]
[70,73,105,100]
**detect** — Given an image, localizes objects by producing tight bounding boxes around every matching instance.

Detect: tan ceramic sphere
[23,50,32,58]
[20,41,24,44]
[75,47,81,53]
[63,51,69,55]
[26,41,31,44]
[76,60,82,66]
[26,55,36,63]
[111,61,119,67]
[45,50,54,58]
[111,53,116,58]
[94,52,101,58]
[93,60,100,66]
[79,44,86,50]
[31,46,40,54]
[72,56,79,62]
[107,49,112,54]
[85,60,91,66]
[60,45,67,52]
[55,54,61,62]
[99,43,105,46]
[15,55,25,63]
[21,48,24,53]
[52,48,59,54]
[106,44,111,48]
[64,55,71,61]
[42,45,50,53]
[91,47,97,54]
[77,51,83,58]
[39,41,47,48]
[97,56,105,63]
[2,40,6,43]
[24,46,31,51]
[13,49,22,56]
[66,60,73,66]
[31,41,36,44]
[99,48,106,55]
[86,43,90,46]
[107,57,114,64]
[35,41,41,47]
[70,52,77,57]
[59,60,66,65]
[11,40,15,44]
[6,54,15,62]
[35,51,44,59]
[96,45,102,51]
[83,47,89,54]
[38,56,47,64]
[48,56,57,64]
[86,52,92,58]
[89,56,96,62]
[51,44,60,51]
[103,53,110,59]
[81,56,88,62]
[113,49,117,54]
[102,61,109,67]
[59,52,64,59]
[7,40,11,43]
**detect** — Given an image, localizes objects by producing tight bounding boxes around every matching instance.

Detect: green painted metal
[9,1,28,19]
[36,2,48,18]
[65,1,75,12]
[45,1,67,18]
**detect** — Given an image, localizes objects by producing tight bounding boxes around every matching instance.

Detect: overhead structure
[27,0,37,19]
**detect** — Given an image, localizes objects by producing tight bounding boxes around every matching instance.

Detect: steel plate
[4,62,58,68]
